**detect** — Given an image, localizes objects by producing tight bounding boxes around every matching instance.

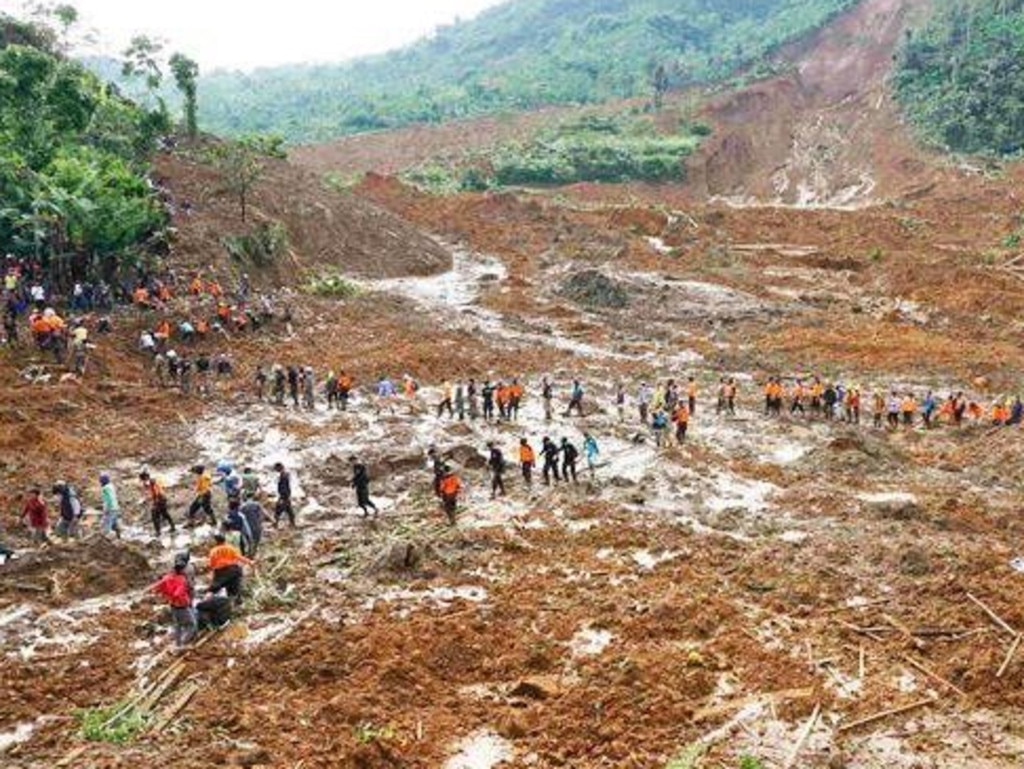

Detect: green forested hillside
[1,13,167,279]
[198,0,858,143]
[895,0,1024,154]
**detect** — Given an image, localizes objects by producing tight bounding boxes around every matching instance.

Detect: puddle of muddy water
[444,729,513,769]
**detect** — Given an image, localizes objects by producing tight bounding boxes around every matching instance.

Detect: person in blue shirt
[583,433,600,479]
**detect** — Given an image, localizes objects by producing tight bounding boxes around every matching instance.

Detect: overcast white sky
[0,0,506,70]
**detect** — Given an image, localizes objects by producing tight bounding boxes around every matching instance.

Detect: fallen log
[783,703,820,769]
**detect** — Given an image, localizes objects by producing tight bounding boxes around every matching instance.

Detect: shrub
[222,221,289,267]
[307,273,361,298]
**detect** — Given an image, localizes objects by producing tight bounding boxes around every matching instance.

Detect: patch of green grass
[77,702,149,744]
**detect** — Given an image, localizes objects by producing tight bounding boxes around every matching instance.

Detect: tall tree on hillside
[212,140,263,222]
[651,63,669,109]
[122,34,165,107]
[169,52,199,139]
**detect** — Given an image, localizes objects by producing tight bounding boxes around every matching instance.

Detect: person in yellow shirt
[187,464,216,527]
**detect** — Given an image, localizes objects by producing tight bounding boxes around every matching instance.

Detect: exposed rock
[559,270,630,309]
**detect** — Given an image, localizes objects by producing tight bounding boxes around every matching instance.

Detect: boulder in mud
[559,270,630,309]
[447,444,488,470]
[367,540,424,574]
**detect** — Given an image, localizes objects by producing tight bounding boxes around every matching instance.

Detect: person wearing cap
[99,473,121,539]
[349,456,378,517]
[149,559,197,647]
[207,533,253,601]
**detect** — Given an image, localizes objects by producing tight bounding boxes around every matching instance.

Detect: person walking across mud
[872,391,885,429]
[561,438,580,484]
[482,380,496,421]
[583,433,599,479]
[542,377,554,421]
[438,380,455,418]
[519,438,535,486]
[338,370,353,411]
[652,409,669,448]
[454,381,466,421]
[639,381,653,424]
[303,367,315,410]
[206,532,253,602]
[272,365,286,405]
[239,498,264,556]
[349,457,379,517]
[140,471,175,536]
[21,487,49,544]
[564,379,585,417]
[487,442,506,500]
[149,559,196,647]
[886,391,900,429]
[53,482,82,540]
[287,366,300,408]
[509,379,524,421]
[725,378,738,416]
[439,467,462,525]
[541,437,561,485]
[255,365,267,401]
[99,473,122,539]
[427,447,446,498]
[467,378,480,420]
[687,377,698,416]
[187,465,216,527]
[672,401,690,444]
[615,382,626,422]
[273,462,295,527]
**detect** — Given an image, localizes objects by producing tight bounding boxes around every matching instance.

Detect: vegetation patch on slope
[895,0,1024,155]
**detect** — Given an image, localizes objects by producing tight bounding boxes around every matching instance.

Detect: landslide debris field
[3,139,1024,769]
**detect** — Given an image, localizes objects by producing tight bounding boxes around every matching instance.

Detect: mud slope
[688,0,936,207]
[154,149,450,281]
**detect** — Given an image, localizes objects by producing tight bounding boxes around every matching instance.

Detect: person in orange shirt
[338,370,354,411]
[900,393,917,428]
[216,303,231,323]
[686,377,698,416]
[207,533,253,600]
[519,438,535,485]
[790,380,806,415]
[509,379,524,421]
[189,275,204,295]
[495,383,510,420]
[672,402,690,443]
[438,468,462,525]
[195,318,210,338]
[207,280,223,298]
[810,378,824,417]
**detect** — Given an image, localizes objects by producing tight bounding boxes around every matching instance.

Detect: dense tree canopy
[194,0,858,143]
[895,0,1024,154]
[0,12,167,280]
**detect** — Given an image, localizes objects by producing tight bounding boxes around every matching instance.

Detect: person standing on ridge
[273,462,295,527]
[519,438,535,486]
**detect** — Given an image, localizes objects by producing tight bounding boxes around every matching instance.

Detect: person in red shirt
[149,561,197,647]
[207,533,253,601]
[20,487,49,543]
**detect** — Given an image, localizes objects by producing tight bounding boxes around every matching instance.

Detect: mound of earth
[0,538,153,606]
[559,270,630,309]
[153,147,451,283]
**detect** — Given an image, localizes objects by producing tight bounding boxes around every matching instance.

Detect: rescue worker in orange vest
[900,393,917,428]
[686,377,698,416]
[189,275,204,295]
[671,401,690,443]
[133,285,150,306]
[207,532,253,601]
[519,438,536,485]
[810,378,824,416]
[338,370,354,410]
[438,467,462,525]
[187,465,217,527]
[790,380,806,415]
[496,383,511,420]
[509,379,524,421]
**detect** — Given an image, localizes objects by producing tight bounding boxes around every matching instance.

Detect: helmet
[215,460,233,475]
[99,473,111,485]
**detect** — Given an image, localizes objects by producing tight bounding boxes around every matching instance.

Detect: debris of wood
[692,688,814,722]
[837,696,938,734]
[967,592,1017,638]
[996,634,1023,678]
[783,703,820,769]
[884,614,926,650]
[901,654,967,698]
